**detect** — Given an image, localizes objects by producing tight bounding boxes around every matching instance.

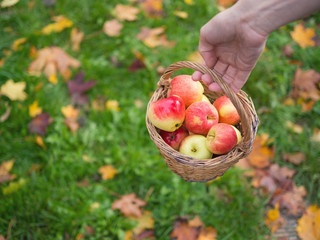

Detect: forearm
[234,0,320,35]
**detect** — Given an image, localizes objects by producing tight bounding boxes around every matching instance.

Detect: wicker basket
[146,61,259,182]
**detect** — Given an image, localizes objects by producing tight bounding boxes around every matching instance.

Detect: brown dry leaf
[264,203,285,233]
[103,19,123,37]
[28,46,80,81]
[98,165,117,180]
[141,0,164,18]
[41,15,73,35]
[0,160,16,184]
[170,218,199,240]
[70,28,84,52]
[282,44,294,58]
[111,193,147,218]
[0,79,27,101]
[114,4,140,21]
[61,105,79,133]
[137,26,175,48]
[291,67,320,100]
[296,205,320,240]
[188,215,204,228]
[290,23,316,48]
[246,135,274,168]
[198,226,217,240]
[283,152,306,165]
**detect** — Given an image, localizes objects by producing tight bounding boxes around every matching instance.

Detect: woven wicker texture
[146,61,259,182]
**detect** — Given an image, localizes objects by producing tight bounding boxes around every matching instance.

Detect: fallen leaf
[130,211,155,236]
[0,58,4,68]
[29,46,37,58]
[184,0,194,5]
[28,46,80,81]
[111,193,147,218]
[75,233,84,240]
[188,215,204,228]
[91,96,106,111]
[28,112,52,135]
[0,79,27,101]
[137,26,175,48]
[11,37,27,51]
[0,0,19,8]
[310,128,320,142]
[128,58,146,72]
[98,165,117,180]
[286,121,303,134]
[283,152,306,165]
[264,203,285,233]
[106,100,120,112]
[198,226,217,240]
[187,51,204,63]
[90,202,100,211]
[0,160,16,184]
[0,104,11,122]
[28,163,43,174]
[103,19,123,37]
[76,178,89,187]
[246,135,274,168]
[42,0,55,7]
[67,72,96,105]
[134,99,144,109]
[173,11,188,19]
[217,0,237,8]
[29,101,42,117]
[170,218,199,240]
[114,4,140,21]
[2,178,26,195]
[64,117,79,133]
[290,23,316,48]
[282,44,294,58]
[85,225,95,235]
[41,15,73,35]
[61,105,79,119]
[70,28,84,52]
[141,0,164,18]
[296,205,320,240]
[35,135,46,149]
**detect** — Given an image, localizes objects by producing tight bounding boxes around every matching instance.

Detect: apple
[168,75,204,107]
[231,125,242,144]
[201,94,211,103]
[213,96,240,125]
[206,123,238,155]
[185,101,219,135]
[179,135,212,159]
[148,95,185,132]
[160,126,189,150]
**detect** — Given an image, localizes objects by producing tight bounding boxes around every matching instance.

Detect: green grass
[1,0,319,239]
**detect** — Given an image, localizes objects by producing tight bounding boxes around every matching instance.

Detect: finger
[192,71,203,81]
[230,70,251,93]
[199,51,217,69]
[208,82,222,92]
[214,60,229,76]
[202,73,213,85]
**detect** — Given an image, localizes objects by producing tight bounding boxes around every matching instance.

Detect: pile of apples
[148,75,242,159]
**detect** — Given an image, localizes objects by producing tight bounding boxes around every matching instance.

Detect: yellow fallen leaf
[290,23,316,48]
[29,101,42,117]
[106,100,120,112]
[130,211,155,235]
[0,160,16,184]
[103,19,123,37]
[98,165,118,180]
[2,178,26,195]
[173,11,188,19]
[264,203,285,233]
[70,28,84,52]
[114,4,140,21]
[184,0,194,5]
[187,51,203,63]
[61,105,79,119]
[90,202,100,211]
[0,0,19,8]
[296,205,320,240]
[0,79,27,101]
[41,15,73,35]
[11,37,27,51]
[29,46,37,59]
[35,135,46,149]
[48,74,58,84]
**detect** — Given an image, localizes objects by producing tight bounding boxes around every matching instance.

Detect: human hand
[192,5,268,93]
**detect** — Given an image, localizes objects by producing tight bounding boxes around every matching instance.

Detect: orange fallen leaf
[29,46,37,59]
[290,23,316,48]
[70,28,84,52]
[98,165,117,180]
[111,193,146,218]
[114,4,140,21]
[137,26,175,48]
[296,205,320,240]
[61,105,79,119]
[103,19,123,37]
[188,215,204,228]
[198,226,217,240]
[217,0,237,8]
[246,135,274,168]
[282,152,305,165]
[141,0,164,18]
[35,135,46,149]
[170,218,199,240]
[0,58,4,68]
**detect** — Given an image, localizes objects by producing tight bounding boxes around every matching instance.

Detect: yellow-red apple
[179,135,212,159]
[168,75,204,107]
[148,95,185,132]
[213,96,240,125]
[231,126,242,144]
[201,94,211,103]
[160,126,189,150]
[185,101,219,135]
[206,123,238,155]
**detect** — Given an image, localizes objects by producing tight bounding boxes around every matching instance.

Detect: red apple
[185,101,219,135]
[213,96,240,125]
[206,123,238,155]
[179,135,212,159]
[231,126,242,144]
[160,126,189,150]
[147,95,185,132]
[168,75,204,107]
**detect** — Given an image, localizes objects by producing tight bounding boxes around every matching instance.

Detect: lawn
[0,0,319,239]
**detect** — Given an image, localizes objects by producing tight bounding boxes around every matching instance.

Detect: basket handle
[159,61,252,143]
